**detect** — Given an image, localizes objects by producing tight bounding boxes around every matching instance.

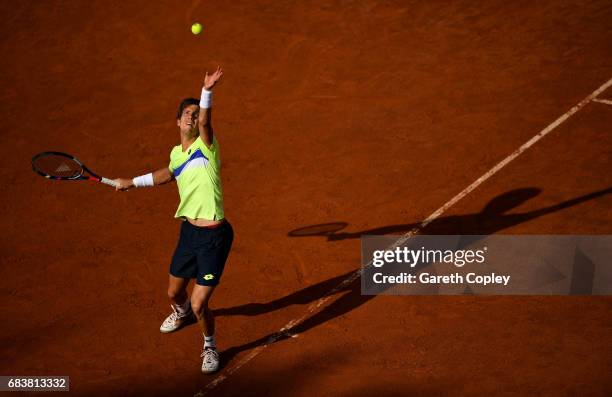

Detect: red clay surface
[1,1,611,396]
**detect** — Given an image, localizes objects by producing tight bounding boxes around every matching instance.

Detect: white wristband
[133,173,154,188]
[199,88,213,109]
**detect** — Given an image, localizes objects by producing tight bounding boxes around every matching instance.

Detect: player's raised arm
[114,166,174,191]
[198,66,223,147]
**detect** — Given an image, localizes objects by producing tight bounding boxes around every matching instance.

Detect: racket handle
[100,177,118,187]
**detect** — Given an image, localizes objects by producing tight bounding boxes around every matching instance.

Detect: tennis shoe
[160,304,194,333]
[201,347,220,373]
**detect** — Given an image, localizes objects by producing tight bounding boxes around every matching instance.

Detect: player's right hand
[114,178,134,191]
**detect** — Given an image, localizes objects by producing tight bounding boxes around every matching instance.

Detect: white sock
[175,299,191,315]
[204,334,216,349]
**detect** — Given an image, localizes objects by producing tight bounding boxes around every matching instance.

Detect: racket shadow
[287,222,348,237]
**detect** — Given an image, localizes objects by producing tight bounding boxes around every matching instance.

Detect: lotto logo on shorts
[203,274,214,281]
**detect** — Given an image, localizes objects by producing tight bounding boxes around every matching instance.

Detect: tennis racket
[31,151,118,188]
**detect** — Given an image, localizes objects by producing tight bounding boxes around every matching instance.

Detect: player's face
[177,104,200,134]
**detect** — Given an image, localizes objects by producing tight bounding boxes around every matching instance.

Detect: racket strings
[33,155,83,178]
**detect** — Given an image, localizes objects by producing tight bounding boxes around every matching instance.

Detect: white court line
[195,76,612,396]
[592,98,612,106]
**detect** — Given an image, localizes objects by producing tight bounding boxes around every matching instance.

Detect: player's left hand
[204,66,223,90]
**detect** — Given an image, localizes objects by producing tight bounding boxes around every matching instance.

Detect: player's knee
[167,287,184,301]
[191,299,210,318]
[191,300,203,316]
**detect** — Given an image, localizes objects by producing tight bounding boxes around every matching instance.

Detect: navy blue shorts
[169,220,234,286]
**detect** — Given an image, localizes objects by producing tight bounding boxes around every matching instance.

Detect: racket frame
[31,151,117,187]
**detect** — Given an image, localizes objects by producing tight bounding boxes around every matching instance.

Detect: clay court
[1,1,611,396]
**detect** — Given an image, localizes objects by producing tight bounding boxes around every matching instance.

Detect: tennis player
[114,66,233,374]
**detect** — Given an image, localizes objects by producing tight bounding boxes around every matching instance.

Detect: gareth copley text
[373,272,511,286]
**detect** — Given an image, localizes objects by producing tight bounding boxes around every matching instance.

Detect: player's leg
[191,284,216,336]
[193,221,234,373]
[160,222,198,333]
[168,274,190,306]
[192,284,219,374]
[167,274,193,318]
[160,274,196,333]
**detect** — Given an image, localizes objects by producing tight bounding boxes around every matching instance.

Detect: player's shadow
[215,186,612,366]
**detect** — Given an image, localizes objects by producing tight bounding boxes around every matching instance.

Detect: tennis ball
[191,23,203,35]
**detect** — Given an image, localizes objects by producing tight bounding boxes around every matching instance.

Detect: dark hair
[176,98,199,119]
